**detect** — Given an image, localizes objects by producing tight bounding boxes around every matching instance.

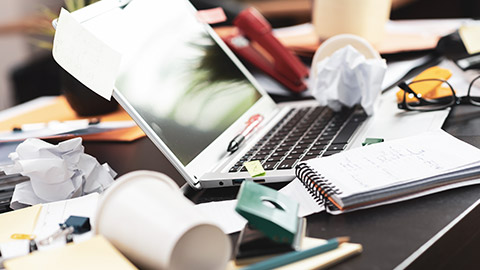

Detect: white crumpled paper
[3,137,116,209]
[310,45,387,115]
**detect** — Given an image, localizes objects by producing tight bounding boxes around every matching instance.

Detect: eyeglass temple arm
[398,82,421,99]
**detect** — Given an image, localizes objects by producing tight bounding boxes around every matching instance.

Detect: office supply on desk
[396,66,453,105]
[95,170,231,270]
[221,8,309,93]
[241,237,351,270]
[62,216,91,234]
[294,130,480,214]
[361,138,384,146]
[53,8,121,101]
[4,137,115,209]
[226,237,362,270]
[243,160,265,177]
[235,181,302,244]
[309,34,387,115]
[270,19,471,56]
[234,181,304,265]
[397,68,480,112]
[0,118,136,143]
[0,96,145,142]
[227,114,263,153]
[0,205,42,243]
[3,235,137,270]
[33,193,98,246]
[194,199,247,234]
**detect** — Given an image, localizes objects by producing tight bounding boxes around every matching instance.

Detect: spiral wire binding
[295,163,342,210]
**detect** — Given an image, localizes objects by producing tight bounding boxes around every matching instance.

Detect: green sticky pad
[243,160,266,177]
[235,181,299,244]
[362,138,384,146]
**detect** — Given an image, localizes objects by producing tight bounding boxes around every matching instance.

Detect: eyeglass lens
[404,79,456,111]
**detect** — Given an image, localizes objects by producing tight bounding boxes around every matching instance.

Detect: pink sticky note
[196,7,227,24]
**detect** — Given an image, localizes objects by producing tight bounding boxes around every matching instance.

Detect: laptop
[68,0,371,189]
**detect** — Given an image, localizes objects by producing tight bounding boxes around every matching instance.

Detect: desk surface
[75,103,480,269]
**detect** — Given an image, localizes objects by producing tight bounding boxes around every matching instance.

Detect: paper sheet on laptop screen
[81,0,262,166]
[53,8,121,100]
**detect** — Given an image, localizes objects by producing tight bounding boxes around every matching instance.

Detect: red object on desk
[221,8,309,93]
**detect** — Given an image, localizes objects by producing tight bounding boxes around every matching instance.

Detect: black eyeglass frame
[397,75,480,111]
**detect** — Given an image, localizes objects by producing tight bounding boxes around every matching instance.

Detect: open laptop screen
[114,2,261,165]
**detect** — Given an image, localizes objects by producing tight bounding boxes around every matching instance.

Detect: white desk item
[95,170,231,270]
[309,34,387,115]
[3,137,115,209]
[294,130,480,214]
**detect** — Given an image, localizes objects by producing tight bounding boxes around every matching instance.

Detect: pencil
[240,237,350,270]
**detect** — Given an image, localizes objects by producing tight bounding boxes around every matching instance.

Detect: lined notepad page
[303,130,480,196]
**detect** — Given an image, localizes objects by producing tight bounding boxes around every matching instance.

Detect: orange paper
[0,96,145,142]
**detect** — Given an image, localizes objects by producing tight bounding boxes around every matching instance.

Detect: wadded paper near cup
[95,171,231,270]
[309,34,387,115]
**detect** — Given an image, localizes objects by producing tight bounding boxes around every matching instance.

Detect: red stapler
[222,8,309,93]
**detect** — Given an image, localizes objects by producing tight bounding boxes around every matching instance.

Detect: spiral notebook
[294,130,480,214]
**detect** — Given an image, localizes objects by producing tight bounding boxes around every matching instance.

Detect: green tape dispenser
[234,181,305,264]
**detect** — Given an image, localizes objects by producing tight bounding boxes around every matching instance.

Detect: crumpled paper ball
[310,45,387,115]
[4,137,115,209]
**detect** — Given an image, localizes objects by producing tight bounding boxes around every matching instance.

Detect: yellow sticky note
[4,235,137,270]
[459,25,480,55]
[0,204,42,243]
[243,160,266,177]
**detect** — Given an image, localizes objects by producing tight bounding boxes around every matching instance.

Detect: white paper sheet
[279,180,325,217]
[33,193,99,245]
[194,200,247,234]
[53,8,121,100]
[305,130,480,197]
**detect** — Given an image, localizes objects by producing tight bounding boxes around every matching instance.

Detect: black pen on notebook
[227,114,263,153]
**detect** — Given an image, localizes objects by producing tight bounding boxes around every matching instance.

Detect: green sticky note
[244,160,266,177]
[362,138,384,146]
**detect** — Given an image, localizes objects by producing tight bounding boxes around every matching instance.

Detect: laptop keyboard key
[327,143,347,151]
[278,159,297,169]
[323,150,342,156]
[262,161,278,170]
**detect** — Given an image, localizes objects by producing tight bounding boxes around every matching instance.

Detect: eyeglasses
[397,75,480,111]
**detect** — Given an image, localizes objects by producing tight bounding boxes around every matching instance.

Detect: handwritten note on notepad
[295,130,480,213]
[53,8,121,100]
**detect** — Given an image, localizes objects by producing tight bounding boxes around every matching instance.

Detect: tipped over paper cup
[95,171,231,270]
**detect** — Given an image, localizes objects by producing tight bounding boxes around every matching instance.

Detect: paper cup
[95,171,231,270]
[312,0,391,44]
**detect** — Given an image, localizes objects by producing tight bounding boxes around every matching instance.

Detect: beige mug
[312,0,392,44]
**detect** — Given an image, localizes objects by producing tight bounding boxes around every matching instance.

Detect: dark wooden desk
[77,104,480,269]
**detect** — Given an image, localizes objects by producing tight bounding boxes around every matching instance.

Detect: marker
[240,237,350,270]
[227,114,263,153]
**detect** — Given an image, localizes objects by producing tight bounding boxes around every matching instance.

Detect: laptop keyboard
[228,106,367,173]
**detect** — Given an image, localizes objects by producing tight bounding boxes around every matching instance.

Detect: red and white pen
[227,114,263,153]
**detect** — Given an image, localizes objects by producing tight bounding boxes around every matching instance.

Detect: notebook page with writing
[299,130,480,210]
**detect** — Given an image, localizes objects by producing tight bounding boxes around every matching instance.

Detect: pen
[227,114,263,153]
[12,118,101,132]
[240,237,350,270]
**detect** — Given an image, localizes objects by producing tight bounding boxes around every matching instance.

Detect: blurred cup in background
[312,0,392,45]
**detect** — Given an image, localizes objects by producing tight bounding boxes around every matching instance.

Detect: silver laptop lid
[72,0,278,188]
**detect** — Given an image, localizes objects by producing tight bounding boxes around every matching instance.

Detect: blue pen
[240,237,350,270]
